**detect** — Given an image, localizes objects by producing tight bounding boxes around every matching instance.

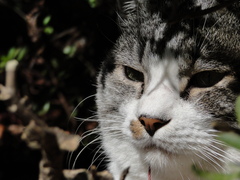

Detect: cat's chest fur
[96,0,240,179]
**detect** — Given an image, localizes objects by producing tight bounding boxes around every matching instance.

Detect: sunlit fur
[94,0,240,180]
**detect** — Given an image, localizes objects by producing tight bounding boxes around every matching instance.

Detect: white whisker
[72,137,101,169]
[193,150,220,172]
[68,129,99,169]
[69,94,95,122]
[89,149,106,170]
[74,115,98,122]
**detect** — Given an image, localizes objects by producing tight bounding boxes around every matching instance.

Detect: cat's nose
[139,116,170,136]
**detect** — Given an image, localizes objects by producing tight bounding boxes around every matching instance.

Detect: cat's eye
[124,66,144,82]
[190,71,226,88]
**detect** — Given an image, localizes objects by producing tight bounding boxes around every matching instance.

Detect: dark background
[0,0,119,179]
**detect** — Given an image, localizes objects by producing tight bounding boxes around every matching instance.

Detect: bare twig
[22,120,81,180]
[0,60,18,101]
[21,120,115,180]
[25,0,45,42]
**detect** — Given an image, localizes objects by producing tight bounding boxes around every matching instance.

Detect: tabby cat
[96,0,240,179]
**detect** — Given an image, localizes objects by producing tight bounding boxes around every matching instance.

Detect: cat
[96,0,240,179]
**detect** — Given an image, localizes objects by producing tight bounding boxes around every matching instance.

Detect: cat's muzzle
[139,116,171,136]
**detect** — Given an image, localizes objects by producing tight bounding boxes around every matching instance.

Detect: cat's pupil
[190,71,226,88]
[125,66,144,82]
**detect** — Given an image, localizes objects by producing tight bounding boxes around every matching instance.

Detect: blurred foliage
[235,96,240,124]
[42,15,54,34]
[63,45,77,57]
[0,0,119,127]
[218,132,240,150]
[194,165,239,180]
[194,97,240,180]
[87,0,102,8]
[0,47,28,71]
[0,0,119,179]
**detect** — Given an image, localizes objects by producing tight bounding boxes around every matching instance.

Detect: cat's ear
[116,0,147,17]
[117,0,138,14]
[116,0,147,29]
[115,0,139,30]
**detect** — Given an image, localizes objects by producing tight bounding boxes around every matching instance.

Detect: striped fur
[96,1,240,179]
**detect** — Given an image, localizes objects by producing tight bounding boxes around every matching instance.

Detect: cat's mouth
[130,120,175,154]
[141,143,174,155]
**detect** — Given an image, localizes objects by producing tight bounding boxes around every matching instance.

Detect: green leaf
[63,45,72,55]
[87,0,100,8]
[16,47,27,61]
[63,45,77,57]
[8,47,18,59]
[0,61,6,69]
[0,47,22,70]
[51,58,59,69]
[201,172,239,180]
[0,46,28,64]
[44,26,54,34]
[58,71,66,78]
[43,15,51,26]
[193,165,240,180]
[218,132,240,150]
[38,102,51,116]
[0,55,7,62]
[235,96,240,124]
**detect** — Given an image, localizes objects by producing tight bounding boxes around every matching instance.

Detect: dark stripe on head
[100,52,116,89]
[138,36,147,63]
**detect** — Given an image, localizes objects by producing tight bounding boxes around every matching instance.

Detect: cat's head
[96,0,240,171]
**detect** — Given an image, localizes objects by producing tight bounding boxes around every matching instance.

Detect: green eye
[190,71,226,88]
[124,66,144,82]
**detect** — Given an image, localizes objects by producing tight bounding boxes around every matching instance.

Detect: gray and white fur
[96,0,240,179]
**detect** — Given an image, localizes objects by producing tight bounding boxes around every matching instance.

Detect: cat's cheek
[129,120,145,140]
[122,118,151,146]
[119,100,149,141]
[119,100,138,135]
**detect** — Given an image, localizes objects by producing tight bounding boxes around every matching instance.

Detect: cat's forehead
[115,3,240,72]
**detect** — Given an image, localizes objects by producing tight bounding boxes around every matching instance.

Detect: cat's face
[96,0,240,178]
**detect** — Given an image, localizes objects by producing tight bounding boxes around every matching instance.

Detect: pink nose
[139,116,170,136]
